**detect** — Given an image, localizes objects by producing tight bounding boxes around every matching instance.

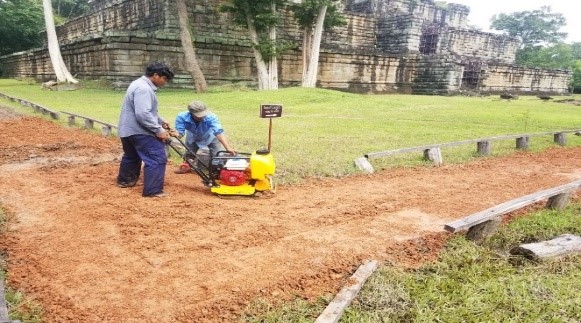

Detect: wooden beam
[444,180,581,233]
[315,260,379,323]
[0,279,10,323]
[364,129,581,160]
[511,234,581,260]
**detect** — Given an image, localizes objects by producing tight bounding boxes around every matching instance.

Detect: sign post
[259,104,283,151]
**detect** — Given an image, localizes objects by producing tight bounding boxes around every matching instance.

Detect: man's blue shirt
[174,111,225,148]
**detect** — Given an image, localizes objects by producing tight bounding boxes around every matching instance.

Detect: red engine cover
[219,169,247,186]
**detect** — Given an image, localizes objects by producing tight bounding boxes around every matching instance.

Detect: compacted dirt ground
[0,107,580,322]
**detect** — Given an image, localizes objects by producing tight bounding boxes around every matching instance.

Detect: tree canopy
[490,6,567,48]
[0,0,45,56]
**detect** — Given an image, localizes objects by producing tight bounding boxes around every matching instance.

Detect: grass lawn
[1,78,580,183]
[1,78,580,322]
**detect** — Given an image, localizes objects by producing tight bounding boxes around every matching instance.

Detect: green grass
[1,78,580,321]
[1,78,581,183]
[240,203,581,322]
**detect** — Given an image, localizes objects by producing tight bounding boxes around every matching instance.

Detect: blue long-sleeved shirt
[117,76,165,138]
[174,111,225,148]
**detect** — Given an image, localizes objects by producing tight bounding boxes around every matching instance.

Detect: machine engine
[217,159,250,186]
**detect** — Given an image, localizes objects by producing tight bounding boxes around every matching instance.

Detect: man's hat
[188,101,210,118]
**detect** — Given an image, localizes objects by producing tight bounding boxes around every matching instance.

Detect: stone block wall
[482,65,571,94]
[0,0,571,95]
[438,28,519,63]
[346,0,469,28]
[411,55,461,94]
[376,15,423,54]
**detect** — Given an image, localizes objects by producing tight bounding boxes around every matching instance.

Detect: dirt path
[0,110,580,322]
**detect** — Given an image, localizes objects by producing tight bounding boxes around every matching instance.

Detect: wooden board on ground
[315,260,379,323]
[511,234,581,260]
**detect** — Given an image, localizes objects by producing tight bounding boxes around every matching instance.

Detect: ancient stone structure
[0,0,571,94]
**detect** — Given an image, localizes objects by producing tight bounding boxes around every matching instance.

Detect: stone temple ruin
[0,0,572,94]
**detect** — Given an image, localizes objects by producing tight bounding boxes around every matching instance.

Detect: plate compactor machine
[166,137,276,196]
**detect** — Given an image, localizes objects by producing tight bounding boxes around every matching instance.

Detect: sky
[450,0,580,43]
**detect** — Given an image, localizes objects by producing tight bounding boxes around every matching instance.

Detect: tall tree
[43,0,78,83]
[290,0,345,87]
[220,0,289,90]
[176,0,207,92]
[490,6,567,49]
[0,0,44,56]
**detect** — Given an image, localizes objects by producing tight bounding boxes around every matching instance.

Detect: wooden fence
[60,111,117,136]
[444,179,581,242]
[356,130,581,173]
[0,91,116,136]
[0,92,59,120]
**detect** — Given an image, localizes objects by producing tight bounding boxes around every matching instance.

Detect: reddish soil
[0,107,580,322]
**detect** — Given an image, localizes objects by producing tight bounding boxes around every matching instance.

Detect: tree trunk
[267,2,278,90]
[302,27,311,82]
[302,5,327,87]
[246,14,270,90]
[176,0,207,92]
[42,0,78,84]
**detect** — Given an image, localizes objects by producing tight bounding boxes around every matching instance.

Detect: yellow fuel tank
[250,149,275,180]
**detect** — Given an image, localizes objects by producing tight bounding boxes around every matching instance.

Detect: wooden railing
[0,91,116,137]
[356,130,581,173]
[444,179,581,242]
[0,92,59,120]
[60,111,117,136]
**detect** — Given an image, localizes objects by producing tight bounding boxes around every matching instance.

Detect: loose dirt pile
[0,109,580,322]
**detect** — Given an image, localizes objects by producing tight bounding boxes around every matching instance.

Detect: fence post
[423,148,443,166]
[553,133,566,146]
[476,141,491,156]
[516,136,529,150]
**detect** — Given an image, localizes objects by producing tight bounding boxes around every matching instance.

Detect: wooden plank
[365,129,581,159]
[315,260,379,323]
[0,278,10,323]
[444,180,581,233]
[511,234,581,260]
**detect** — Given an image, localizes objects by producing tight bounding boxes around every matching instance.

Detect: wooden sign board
[260,104,283,118]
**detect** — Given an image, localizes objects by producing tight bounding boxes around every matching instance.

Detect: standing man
[116,62,174,197]
[173,100,236,173]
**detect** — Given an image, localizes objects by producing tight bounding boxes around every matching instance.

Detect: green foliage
[289,0,346,31]
[516,43,573,68]
[254,38,295,62]
[0,0,44,56]
[219,0,289,61]
[573,60,581,91]
[490,6,567,48]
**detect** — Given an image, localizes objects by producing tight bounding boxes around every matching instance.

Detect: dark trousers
[117,134,167,196]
